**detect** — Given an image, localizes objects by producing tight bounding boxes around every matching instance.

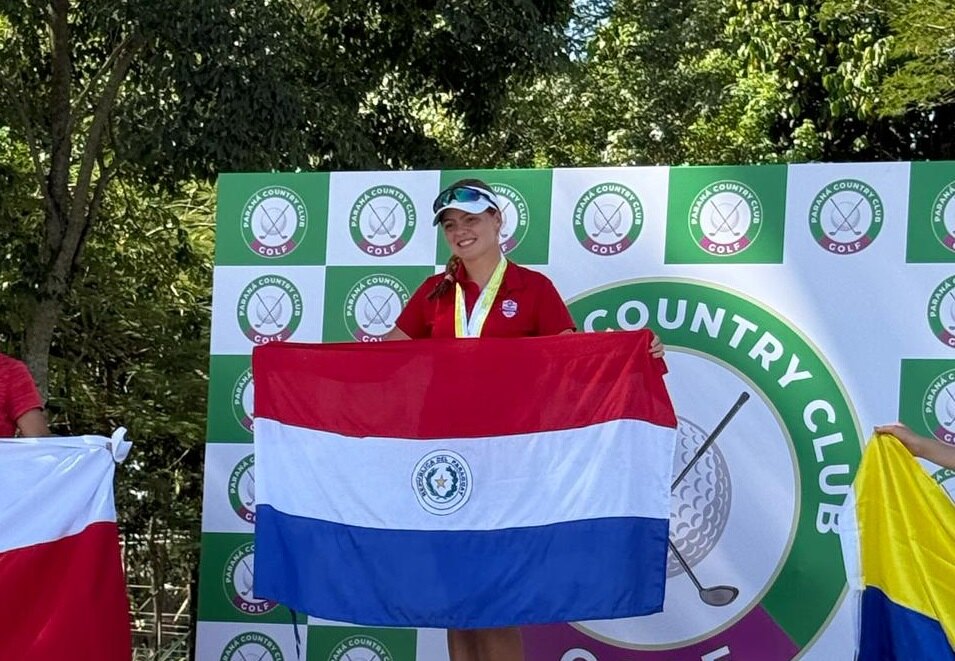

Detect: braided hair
[427,255,462,300]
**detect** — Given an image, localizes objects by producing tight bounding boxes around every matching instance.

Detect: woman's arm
[875,423,955,470]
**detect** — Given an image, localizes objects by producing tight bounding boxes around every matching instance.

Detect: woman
[387,178,664,660]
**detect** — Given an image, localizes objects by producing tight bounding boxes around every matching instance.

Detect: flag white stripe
[256,417,675,531]
[0,438,117,553]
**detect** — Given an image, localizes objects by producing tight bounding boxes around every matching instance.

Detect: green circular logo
[231,368,254,433]
[236,275,304,344]
[241,186,308,258]
[926,276,955,348]
[554,278,861,657]
[931,180,955,252]
[228,454,255,524]
[349,185,416,257]
[688,181,762,256]
[921,369,955,444]
[808,179,883,254]
[491,183,531,254]
[573,183,644,256]
[223,541,278,615]
[220,631,284,661]
[344,273,412,341]
[328,634,393,661]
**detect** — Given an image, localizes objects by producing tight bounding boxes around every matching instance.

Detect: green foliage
[878,0,955,114]
[445,0,954,168]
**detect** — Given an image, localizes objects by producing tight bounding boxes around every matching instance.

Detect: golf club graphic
[232,646,271,661]
[343,651,383,661]
[498,199,515,240]
[365,202,400,239]
[243,468,255,508]
[253,291,287,329]
[360,291,396,330]
[590,199,627,238]
[943,387,955,427]
[946,291,955,332]
[669,391,750,607]
[239,557,255,597]
[706,198,744,237]
[826,196,865,237]
[256,203,291,241]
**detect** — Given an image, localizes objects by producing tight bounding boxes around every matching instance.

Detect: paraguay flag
[252,331,677,628]
[0,434,132,660]
[839,434,955,659]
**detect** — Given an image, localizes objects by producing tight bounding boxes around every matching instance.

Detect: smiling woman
[385,178,578,341]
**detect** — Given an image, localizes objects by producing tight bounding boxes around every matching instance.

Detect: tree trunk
[22,297,64,399]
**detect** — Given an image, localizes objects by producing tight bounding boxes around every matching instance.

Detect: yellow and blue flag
[840,434,955,660]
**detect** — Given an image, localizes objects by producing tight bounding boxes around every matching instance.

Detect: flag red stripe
[253,330,675,439]
[0,521,131,661]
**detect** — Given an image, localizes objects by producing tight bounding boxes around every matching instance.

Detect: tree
[456,0,955,170]
[0,0,573,394]
[878,0,955,114]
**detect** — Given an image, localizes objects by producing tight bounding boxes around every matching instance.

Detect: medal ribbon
[454,257,507,338]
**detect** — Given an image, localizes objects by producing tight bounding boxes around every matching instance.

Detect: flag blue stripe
[859,586,955,661]
[254,505,669,629]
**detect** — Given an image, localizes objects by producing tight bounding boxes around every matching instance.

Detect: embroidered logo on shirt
[501,299,518,318]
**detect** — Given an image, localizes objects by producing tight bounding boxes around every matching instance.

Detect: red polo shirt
[0,353,43,437]
[397,261,576,339]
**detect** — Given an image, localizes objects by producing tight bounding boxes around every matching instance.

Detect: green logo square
[216,173,329,265]
[899,359,955,444]
[906,161,955,263]
[197,533,292,624]
[307,625,417,661]
[435,169,553,265]
[665,165,787,264]
[207,355,253,443]
[322,266,436,342]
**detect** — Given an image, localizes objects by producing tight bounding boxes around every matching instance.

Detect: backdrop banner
[197,161,955,661]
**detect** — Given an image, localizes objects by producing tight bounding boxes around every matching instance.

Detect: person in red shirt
[387,178,663,660]
[0,352,50,438]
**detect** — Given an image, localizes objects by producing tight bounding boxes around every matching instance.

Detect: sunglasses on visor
[432,186,497,213]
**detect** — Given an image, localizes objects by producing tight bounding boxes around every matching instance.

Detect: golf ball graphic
[668,416,732,576]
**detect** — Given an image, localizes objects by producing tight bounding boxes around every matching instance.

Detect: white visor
[432,188,501,225]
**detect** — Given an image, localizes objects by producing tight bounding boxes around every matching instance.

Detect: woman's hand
[874,422,932,457]
[650,332,665,359]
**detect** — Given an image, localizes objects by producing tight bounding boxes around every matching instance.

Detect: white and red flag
[0,432,132,660]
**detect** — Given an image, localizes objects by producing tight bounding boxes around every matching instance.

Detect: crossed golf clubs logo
[943,290,955,334]
[498,196,517,241]
[364,201,402,240]
[229,644,275,661]
[255,201,293,241]
[236,554,260,601]
[589,198,629,239]
[668,391,749,607]
[337,648,384,661]
[938,384,955,430]
[360,290,397,331]
[253,291,288,330]
[825,194,866,237]
[705,197,745,238]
